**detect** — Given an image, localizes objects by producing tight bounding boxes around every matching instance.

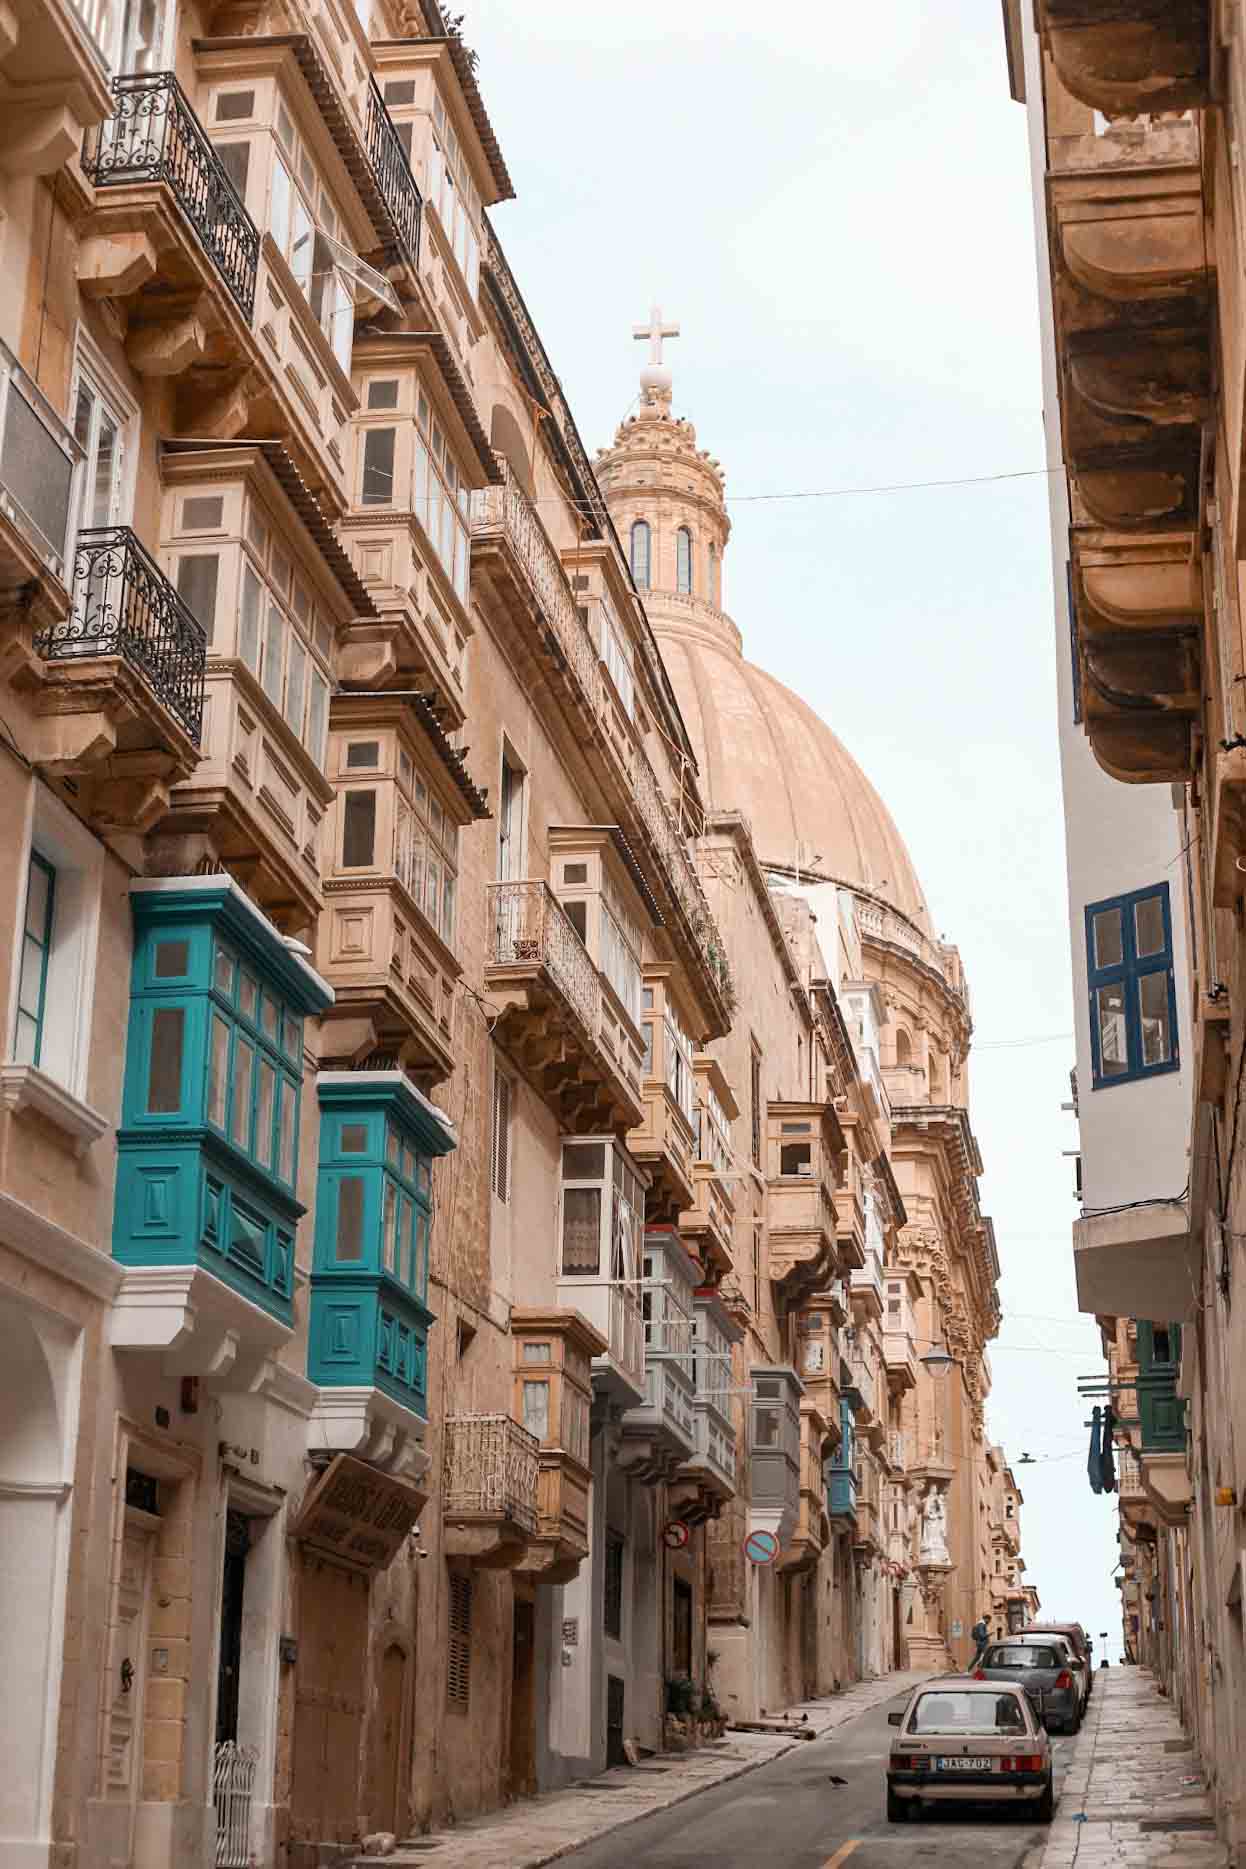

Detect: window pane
[362,428,395,505]
[383,1180,397,1272]
[239,972,258,1021]
[283,1012,302,1063]
[521,1380,549,1443]
[214,942,235,997]
[561,1187,601,1274]
[239,564,262,674]
[154,939,189,978]
[336,1177,365,1261]
[278,1077,295,1182]
[263,603,284,706]
[260,993,278,1041]
[341,1123,368,1153]
[414,1211,429,1294]
[147,1008,184,1113]
[231,1038,254,1148]
[343,790,377,867]
[290,193,313,294]
[1139,971,1173,1067]
[24,858,51,938]
[216,139,250,203]
[307,671,328,766]
[285,633,306,734]
[176,555,219,645]
[270,155,291,254]
[399,1193,413,1283]
[1094,983,1128,1077]
[207,1014,229,1128]
[14,1009,37,1065]
[18,935,45,1020]
[1093,907,1123,970]
[1134,895,1165,959]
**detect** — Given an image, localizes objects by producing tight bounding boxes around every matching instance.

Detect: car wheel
[887,1786,906,1823]
[1036,1779,1055,1824]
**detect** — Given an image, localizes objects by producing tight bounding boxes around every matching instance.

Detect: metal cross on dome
[633,304,680,366]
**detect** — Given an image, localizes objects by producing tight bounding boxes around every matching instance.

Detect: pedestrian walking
[971,1615,991,1667]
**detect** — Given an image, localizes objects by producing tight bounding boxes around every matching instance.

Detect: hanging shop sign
[743,1528,781,1566]
[292,1453,427,1571]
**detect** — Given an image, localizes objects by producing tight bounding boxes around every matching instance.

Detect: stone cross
[633,304,680,367]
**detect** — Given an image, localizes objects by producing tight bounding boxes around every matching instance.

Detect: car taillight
[892,1755,913,1770]
[1001,1755,1044,1774]
[973,1669,987,1680]
[1056,1671,1072,1691]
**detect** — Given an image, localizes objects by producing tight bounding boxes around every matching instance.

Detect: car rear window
[985,1645,1061,1669]
[909,1691,1031,1735]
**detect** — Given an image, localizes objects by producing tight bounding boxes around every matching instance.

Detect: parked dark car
[1020,1623,1093,1704]
[974,1639,1081,1734]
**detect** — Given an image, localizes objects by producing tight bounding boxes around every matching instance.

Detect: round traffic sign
[743,1528,780,1565]
[662,1520,690,1550]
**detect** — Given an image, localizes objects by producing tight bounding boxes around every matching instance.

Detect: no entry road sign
[743,1528,780,1565]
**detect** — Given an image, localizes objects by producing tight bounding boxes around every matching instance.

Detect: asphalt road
[554,1686,1076,1869]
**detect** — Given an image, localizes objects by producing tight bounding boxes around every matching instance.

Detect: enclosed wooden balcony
[882,1276,920,1393]
[317,692,489,1087]
[764,1102,846,1305]
[509,1310,603,1584]
[486,880,646,1132]
[441,1412,540,1568]
[778,1402,832,1572]
[22,525,205,834]
[677,1055,737,1276]
[1038,0,1210,116]
[618,1229,698,1482]
[632,971,699,1220]
[557,1136,649,1406]
[0,341,82,636]
[671,1294,739,1523]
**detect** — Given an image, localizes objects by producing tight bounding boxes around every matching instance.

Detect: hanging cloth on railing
[1098,1405,1117,1494]
[1087,1405,1104,1495]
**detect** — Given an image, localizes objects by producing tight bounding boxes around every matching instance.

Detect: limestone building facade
[0,1,1039,1861]
[1006,0,1246,1857]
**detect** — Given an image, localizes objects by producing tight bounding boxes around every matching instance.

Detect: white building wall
[1018,15,1192,1213]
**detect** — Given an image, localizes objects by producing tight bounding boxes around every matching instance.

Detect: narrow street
[551,1686,1075,1869]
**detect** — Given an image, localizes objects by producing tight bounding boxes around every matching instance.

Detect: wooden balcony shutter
[447,1571,473,1709]
[491,1069,510,1202]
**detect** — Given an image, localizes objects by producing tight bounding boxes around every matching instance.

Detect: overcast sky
[466,0,1119,1652]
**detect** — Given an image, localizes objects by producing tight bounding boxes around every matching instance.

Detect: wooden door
[105,1516,155,1815]
[291,1557,370,1843]
[508,1599,536,1800]
[374,1642,407,1837]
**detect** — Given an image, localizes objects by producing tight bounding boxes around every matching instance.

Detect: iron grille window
[491,1068,511,1202]
[1085,883,1178,1089]
[603,1530,625,1641]
[447,1570,473,1709]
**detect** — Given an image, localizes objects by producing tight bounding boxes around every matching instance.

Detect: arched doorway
[0,1293,76,1853]
[374,1638,409,1837]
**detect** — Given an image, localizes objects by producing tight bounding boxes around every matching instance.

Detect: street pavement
[356,1672,1074,1869]
[546,1683,1076,1869]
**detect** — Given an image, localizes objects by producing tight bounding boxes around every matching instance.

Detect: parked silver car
[887,1677,1054,1823]
[975,1637,1081,1734]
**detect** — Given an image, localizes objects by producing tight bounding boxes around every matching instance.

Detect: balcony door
[72,364,133,533]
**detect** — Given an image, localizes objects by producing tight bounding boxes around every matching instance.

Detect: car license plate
[935,1757,992,1771]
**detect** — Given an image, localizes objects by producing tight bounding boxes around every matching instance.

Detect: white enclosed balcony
[556,1137,647,1406]
[618,1227,698,1481]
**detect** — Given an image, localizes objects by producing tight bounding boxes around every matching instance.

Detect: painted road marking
[822,1844,860,1868]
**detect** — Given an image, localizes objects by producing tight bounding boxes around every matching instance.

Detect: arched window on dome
[630,520,651,590]
[676,526,693,595]
[894,1028,912,1068]
[707,539,718,605]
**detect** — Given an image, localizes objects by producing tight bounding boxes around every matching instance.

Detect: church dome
[595,326,929,930]
[654,618,930,926]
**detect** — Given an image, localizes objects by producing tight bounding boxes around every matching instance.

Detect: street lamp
[920,1341,957,1387]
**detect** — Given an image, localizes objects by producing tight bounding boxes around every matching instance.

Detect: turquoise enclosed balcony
[308,1071,456,1430]
[827,1398,858,1526]
[111,876,333,1368]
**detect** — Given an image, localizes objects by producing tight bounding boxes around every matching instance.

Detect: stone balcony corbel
[1038,0,1211,118]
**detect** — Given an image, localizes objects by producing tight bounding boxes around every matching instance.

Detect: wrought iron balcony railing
[490,878,600,1036]
[442,1413,539,1534]
[35,526,207,744]
[365,77,422,271]
[83,72,261,322]
[0,339,80,584]
[472,468,602,707]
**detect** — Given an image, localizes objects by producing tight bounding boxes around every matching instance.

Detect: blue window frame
[15,852,55,1067]
[630,518,650,589]
[1085,882,1179,1089]
[206,937,303,1190]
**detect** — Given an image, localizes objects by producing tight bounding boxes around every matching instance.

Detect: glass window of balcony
[204,937,303,1191]
[697,1075,732,1176]
[354,387,471,607]
[559,1138,645,1283]
[554,843,644,1030]
[426,91,482,297]
[592,597,634,718]
[162,480,333,769]
[328,728,460,948]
